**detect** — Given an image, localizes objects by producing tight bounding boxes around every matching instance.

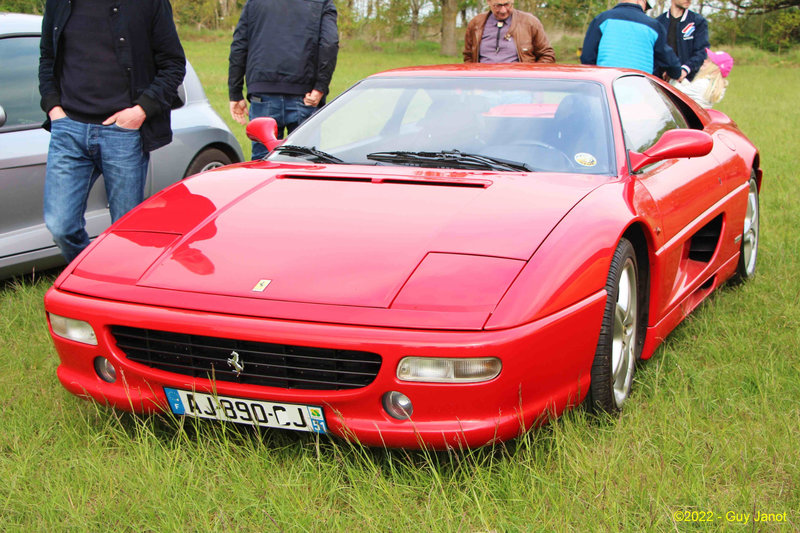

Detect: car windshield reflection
[269,77,614,175]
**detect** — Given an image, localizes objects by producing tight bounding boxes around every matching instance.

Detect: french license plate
[164,388,327,434]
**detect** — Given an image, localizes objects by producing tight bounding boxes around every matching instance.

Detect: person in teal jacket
[581,0,682,80]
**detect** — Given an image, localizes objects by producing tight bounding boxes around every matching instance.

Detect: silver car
[0,13,244,279]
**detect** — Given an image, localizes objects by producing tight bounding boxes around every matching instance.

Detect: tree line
[5,0,799,53]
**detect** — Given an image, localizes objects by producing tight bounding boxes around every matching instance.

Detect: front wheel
[587,238,643,414]
[183,148,233,178]
[731,174,759,283]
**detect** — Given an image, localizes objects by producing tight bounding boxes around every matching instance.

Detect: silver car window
[0,35,45,131]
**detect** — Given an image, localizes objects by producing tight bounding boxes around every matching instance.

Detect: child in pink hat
[706,49,734,78]
[671,48,733,108]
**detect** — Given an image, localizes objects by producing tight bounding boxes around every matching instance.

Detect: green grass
[1,36,799,531]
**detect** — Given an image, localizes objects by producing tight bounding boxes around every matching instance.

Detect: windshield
[268,76,615,175]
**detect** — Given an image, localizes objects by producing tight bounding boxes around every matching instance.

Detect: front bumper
[45,287,605,449]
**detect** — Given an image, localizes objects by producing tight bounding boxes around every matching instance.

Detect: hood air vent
[281,175,490,188]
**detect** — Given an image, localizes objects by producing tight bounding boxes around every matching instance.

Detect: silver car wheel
[612,258,638,408]
[732,174,760,284]
[200,160,226,172]
[741,178,759,277]
[184,148,234,178]
[588,238,643,414]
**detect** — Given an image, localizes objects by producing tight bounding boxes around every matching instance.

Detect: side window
[0,35,45,130]
[661,88,705,130]
[613,76,688,153]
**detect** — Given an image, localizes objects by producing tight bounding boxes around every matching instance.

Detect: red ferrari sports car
[45,64,760,449]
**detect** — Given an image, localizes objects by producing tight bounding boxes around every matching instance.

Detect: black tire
[731,173,759,284]
[587,238,643,414]
[183,148,232,178]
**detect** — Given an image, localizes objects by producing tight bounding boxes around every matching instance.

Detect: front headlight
[397,357,501,383]
[48,313,97,345]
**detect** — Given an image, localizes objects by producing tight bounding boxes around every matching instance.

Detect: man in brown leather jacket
[463,0,555,63]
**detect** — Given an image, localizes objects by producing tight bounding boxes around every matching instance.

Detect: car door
[0,32,52,260]
[0,31,111,269]
[614,75,731,316]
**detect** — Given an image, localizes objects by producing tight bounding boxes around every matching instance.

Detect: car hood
[63,162,603,327]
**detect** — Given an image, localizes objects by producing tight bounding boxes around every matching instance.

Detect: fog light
[94,357,117,383]
[48,313,97,345]
[383,391,413,420]
[397,357,501,383]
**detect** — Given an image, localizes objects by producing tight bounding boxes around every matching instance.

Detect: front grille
[110,326,382,390]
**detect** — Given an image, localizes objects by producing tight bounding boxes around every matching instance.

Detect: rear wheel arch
[210,142,244,165]
[731,169,760,284]
[751,154,762,190]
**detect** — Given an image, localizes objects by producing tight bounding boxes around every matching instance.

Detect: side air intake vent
[688,214,723,262]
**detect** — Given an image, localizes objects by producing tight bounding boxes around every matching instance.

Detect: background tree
[439,0,459,55]
[2,0,45,13]
[769,7,800,50]
[5,0,800,53]
[707,1,800,49]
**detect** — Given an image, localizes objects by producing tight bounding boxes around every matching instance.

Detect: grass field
[1,34,798,531]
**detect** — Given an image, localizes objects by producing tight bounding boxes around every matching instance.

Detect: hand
[48,105,67,121]
[303,89,323,107]
[678,71,688,82]
[230,100,248,125]
[102,105,146,129]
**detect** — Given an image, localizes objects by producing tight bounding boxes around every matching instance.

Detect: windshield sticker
[252,279,272,292]
[574,153,597,167]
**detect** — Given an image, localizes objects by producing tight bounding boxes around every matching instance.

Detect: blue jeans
[44,117,150,262]
[249,94,316,160]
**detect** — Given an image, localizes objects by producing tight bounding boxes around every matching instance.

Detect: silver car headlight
[48,313,97,345]
[397,357,501,383]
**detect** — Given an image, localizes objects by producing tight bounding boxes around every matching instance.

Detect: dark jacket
[655,9,709,81]
[228,0,339,102]
[38,0,186,152]
[581,3,681,79]
[463,10,555,63]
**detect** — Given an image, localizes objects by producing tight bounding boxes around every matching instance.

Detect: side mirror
[0,105,6,128]
[629,129,713,173]
[246,117,283,154]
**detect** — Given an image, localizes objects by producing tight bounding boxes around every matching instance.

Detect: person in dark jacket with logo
[228,0,339,160]
[655,0,709,81]
[581,0,682,80]
[38,0,186,262]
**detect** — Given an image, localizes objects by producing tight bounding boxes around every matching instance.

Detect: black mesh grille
[110,326,382,390]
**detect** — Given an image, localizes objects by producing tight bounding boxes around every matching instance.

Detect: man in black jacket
[228,0,339,159]
[38,0,185,262]
[655,0,709,81]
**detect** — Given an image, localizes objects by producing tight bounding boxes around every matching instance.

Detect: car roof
[369,63,636,84]
[0,12,42,36]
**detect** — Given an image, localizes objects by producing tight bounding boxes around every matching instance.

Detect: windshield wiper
[272,145,344,164]
[366,150,532,172]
